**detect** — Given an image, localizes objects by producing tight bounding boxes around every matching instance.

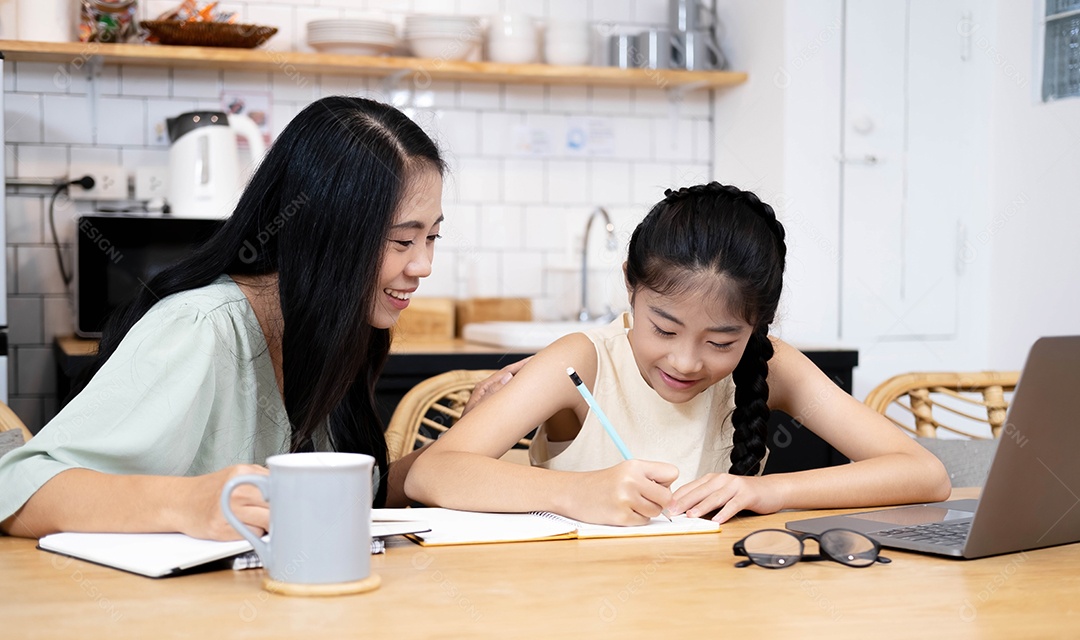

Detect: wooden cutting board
[455,298,533,336]
[393,298,456,341]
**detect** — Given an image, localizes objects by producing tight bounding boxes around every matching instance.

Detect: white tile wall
[545,159,590,204]
[5,197,43,245]
[4,93,42,143]
[120,67,171,98]
[7,296,43,344]
[2,0,714,431]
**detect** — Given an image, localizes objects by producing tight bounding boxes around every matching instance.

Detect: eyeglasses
[732,528,891,569]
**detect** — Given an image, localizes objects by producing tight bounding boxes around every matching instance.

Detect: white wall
[712,0,845,347]
[712,0,1009,401]
[986,1,1080,367]
[712,0,848,342]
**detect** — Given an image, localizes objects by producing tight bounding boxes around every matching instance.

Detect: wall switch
[69,164,128,201]
[134,166,169,201]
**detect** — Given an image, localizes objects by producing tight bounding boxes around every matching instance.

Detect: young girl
[0,96,522,541]
[406,182,951,525]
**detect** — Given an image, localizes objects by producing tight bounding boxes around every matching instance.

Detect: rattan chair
[384,369,533,464]
[864,371,1020,439]
[0,401,32,443]
[865,371,1020,486]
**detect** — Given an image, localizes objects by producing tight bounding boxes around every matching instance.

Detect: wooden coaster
[262,573,381,597]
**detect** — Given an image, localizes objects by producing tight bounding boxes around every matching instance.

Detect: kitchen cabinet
[54,336,854,473]
[0,40,746,91]
[840,0,988,342]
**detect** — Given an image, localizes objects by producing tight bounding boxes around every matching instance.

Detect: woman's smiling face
[372,168,443,330]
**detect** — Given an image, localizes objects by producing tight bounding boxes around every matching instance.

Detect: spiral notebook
[373,507,721,547]
[37,520,431,578]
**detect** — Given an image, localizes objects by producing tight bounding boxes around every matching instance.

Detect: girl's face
[372,168,444,330]
[626,282,753,404]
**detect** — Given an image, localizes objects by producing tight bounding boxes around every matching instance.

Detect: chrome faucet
[579,206,618,322]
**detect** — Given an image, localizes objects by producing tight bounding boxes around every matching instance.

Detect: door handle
[835,154,881,165]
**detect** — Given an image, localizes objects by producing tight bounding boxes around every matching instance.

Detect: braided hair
[625,182,786,476]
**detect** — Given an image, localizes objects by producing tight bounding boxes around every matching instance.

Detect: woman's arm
[405,334,678,525]
[670,338,951,522]
[1,465,270,540]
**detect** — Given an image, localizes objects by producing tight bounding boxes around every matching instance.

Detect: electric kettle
[165,111,267,218]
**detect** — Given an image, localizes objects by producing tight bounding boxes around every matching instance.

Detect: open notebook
[37,520,430,578]
[373,507,721,547]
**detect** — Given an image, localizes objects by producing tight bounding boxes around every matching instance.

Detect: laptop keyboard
[874,520,972,546]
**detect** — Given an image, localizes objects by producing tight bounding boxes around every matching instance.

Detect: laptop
[786,336,1080,559]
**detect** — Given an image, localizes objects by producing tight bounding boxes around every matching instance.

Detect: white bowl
[310,42,395,56]
[544,43,591,66]
[408,36,479,61]
[488,39,538,64]
[406,15,481,31]
[489,13,537,40]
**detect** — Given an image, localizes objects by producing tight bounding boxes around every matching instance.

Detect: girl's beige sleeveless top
[529,313,751,491]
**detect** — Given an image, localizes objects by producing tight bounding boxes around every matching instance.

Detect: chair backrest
[864,370,1020,439]
[865,371,1019,487]
[0,401,32,443]
[385,369,533,463]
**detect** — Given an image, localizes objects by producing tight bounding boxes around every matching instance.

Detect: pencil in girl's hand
[566,367,672,521]
[567,367,632,459]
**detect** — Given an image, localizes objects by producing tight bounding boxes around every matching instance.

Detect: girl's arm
[405,334,677,525]
[385,358,533,508]
[670,338,951,522]
[0,465,270,540]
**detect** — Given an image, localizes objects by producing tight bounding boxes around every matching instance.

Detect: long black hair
[73,96,445,506]
[625,182,786,476]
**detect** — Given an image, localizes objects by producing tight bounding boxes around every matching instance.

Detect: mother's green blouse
[0,276,299,523]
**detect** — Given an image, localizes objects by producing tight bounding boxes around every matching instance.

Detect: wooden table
[3,490,1078,638]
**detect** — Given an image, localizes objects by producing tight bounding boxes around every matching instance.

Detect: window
[1043,0,1080,101]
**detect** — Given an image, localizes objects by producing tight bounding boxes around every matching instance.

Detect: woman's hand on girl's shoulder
[462,356,533,416]
[668,473,785,524]
[566,460,679,526]
[174,464,269,541]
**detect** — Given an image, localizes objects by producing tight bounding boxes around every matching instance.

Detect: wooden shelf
[0,39,746,90]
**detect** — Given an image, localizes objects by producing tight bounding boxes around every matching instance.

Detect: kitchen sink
[462,320,608,350]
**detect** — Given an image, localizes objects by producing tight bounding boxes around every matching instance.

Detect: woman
[0,96,513,540]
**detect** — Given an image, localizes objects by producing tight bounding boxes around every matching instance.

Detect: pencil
[566,367,672,521]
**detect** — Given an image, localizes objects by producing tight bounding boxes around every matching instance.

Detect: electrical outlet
[69,164,128,201]
[134,166,169,201]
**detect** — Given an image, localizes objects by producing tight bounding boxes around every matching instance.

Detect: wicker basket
[141,21,278,49]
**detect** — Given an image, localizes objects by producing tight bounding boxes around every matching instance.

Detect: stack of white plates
[306,19,398,56]
[404,14,483,61]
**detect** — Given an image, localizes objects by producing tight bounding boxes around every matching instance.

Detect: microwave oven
[74,215,225,338]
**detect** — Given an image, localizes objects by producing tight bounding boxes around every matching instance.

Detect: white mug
[544,21,592,66]
[16,0,75,42]
[488,13,539,63]
[221,452,374,586]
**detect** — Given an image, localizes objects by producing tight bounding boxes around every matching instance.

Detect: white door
[840,0,984,342]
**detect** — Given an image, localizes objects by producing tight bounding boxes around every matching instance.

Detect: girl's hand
[175,464,269,541]
[569,460,679,526]
[669,473,784,524]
